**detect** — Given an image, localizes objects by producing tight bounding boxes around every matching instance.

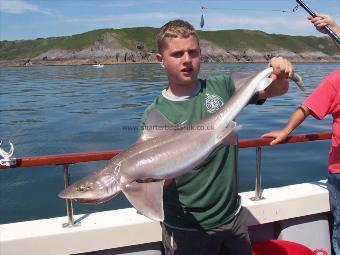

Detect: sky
[1,0,340,41]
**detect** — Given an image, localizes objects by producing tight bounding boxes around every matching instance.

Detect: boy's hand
[257,57,292,99]
[268,56,293,81]
[261,130,289,145]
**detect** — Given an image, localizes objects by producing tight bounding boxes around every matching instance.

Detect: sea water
[0,63,338,224]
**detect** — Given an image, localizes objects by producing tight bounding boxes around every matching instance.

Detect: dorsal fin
[139,109,175,141]
[231,72,256,92]
[231,70,272,92]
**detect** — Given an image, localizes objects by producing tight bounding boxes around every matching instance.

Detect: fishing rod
[295,0,340,44]
[200,1,340,44]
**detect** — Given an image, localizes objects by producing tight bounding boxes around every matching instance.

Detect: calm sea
[0,63,338,224]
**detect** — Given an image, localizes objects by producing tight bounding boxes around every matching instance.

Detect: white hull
[0,180,331,255]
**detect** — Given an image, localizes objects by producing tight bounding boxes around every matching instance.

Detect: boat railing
[0,132,331,227]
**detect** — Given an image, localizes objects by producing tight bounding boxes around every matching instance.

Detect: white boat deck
[0,181,331,255]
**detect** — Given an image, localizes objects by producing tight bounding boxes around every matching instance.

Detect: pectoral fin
[122,180,165,221]
[218,121,242,145]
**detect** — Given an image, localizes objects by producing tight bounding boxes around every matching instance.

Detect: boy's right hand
[261,130,290,145]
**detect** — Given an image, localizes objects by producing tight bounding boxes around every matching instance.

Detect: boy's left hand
[269,56,293,81]
[257,57,292,99]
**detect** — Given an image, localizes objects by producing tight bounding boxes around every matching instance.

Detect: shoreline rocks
[1,41,339,67]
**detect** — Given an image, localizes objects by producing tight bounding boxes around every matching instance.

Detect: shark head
[58,170,121,204]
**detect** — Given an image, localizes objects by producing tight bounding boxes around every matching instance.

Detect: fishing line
[199,1,340,44]
[200,3,302,28]
[294,0,340,43]
[202,7,290,13]
[200,5,292,28]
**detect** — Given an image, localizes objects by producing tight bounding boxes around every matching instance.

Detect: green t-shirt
[139,74,242,230]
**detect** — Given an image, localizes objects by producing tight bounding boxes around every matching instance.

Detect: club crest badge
[205,93,224,113]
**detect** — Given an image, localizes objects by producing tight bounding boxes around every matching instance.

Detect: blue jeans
[328,172,340,255]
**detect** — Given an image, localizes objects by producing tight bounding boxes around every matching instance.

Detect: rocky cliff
[1,29,339,67]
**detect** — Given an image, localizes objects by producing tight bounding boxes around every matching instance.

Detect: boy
[140,19,294,255]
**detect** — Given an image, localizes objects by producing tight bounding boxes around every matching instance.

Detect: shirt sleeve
[250,92,266,105]
[302,73,336,120]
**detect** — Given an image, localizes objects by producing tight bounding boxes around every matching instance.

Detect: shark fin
[231,69,272,93]
[122,180,165,221]
[139,109,175,141]
[218,121,242,145]
[231,72,256,92]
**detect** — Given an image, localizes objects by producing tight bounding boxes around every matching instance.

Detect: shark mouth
[74,194,118,205]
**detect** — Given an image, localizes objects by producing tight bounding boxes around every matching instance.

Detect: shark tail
[291,72,306,92]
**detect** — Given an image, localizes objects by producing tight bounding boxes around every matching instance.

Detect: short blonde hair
[156,19,199,53]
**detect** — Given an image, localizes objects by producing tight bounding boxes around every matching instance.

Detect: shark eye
[76,184,87,192]
[76,183,92,192]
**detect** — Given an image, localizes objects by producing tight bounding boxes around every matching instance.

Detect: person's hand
[261,130,290,145]
[268,56,293,81]
[308,13,338,34]
[258,57,292,99]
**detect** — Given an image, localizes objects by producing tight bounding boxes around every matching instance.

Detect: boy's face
[156,35,201,87]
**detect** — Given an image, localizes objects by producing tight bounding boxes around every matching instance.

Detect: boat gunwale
[0,132,331,169]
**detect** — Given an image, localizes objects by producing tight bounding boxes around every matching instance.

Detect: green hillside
[0,29,118,60]
[197,29,336,54]
[112,27,158,51]
[0,27,337,60]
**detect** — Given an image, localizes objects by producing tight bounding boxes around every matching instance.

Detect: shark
[58,67,304,221]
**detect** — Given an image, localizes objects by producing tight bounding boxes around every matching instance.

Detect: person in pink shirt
[262,13,340,254]
[262,69,340,254]
[308,13,340,49]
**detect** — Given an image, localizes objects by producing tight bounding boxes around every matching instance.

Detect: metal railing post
[250,146,265,201]
[62,164,80,228]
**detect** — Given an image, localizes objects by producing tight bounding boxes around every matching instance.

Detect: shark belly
[122,130,218,182]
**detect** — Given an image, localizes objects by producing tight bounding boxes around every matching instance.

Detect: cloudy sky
[1,0,340,41]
